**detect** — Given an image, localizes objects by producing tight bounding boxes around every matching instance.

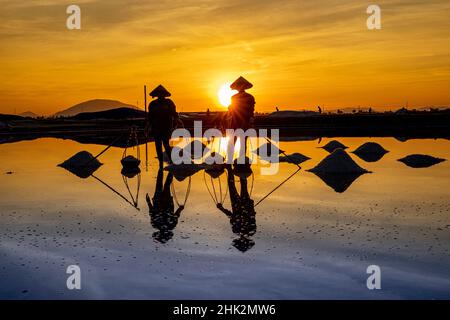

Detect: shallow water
[0,137,449,299]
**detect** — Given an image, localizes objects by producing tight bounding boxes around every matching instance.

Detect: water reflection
[146,170,185,243]
[310,171,367,193]
[217,164,257,252]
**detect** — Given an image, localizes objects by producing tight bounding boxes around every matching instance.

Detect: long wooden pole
[144,85,148,171]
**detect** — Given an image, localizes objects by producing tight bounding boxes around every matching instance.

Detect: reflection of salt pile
[58,151,102,179]
[204,152,225,178]
[352,142,389,162]
[164,163,204,181]
[321,140,348,153]
[398,154,446,168]
[279,153,310,165]
[308,149,370,193]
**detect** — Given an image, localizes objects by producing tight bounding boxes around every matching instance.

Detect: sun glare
[218,83,237,107]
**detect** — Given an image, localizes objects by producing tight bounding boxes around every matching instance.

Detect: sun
[218,82,237,107]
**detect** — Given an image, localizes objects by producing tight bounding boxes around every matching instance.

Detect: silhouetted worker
[148,85,182,167]
[318,105,322,114]
[146,169,184,243]
[229,76,255,130]
[217,164,256,252]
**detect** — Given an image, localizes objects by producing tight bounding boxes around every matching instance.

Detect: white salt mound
[353,142,388,155]
[308,148,369,173]
[321,140,348,153]
[59,151,102,168]
[279,153,310,164]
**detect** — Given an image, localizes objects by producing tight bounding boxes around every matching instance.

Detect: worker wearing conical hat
[148,85,182,167]
[228,76,255,130]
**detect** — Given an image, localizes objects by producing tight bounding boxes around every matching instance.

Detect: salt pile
[279,153,310,165]
[308,148,369,174]
[321,140,348,153]
[121,155,140,168]
[352,142,389,162]
[398,154,446,168]
[58,151,102,179]
[164,163,204,181]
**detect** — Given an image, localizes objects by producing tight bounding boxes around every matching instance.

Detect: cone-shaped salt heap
[279,153,311,165]
[352,142,389,162]
[308,149,369,193]
[309,148,369,174]
[398,154,446,168]
[58,151,102,179]
[321,140,348,153]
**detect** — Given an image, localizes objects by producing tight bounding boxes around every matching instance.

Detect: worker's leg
[154,137,164,167]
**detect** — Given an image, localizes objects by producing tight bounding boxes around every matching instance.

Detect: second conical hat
[230,76,253,91]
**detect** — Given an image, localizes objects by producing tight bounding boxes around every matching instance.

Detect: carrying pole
[144,85,148,171]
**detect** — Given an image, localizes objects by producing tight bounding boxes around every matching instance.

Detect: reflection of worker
[228,76,255,130]
[147,85,182,167]
[146,169,184,243]
[217,164,256,252]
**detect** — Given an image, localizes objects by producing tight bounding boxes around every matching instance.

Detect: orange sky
[1,0,450,115]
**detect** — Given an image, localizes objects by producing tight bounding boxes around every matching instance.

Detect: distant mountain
[19,111,39,118]
[418,106,450,111]
[54,99,137,117]
[268,110,318,118]
[70,107,146,120]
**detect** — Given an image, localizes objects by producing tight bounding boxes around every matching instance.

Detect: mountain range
[54,99,138,117]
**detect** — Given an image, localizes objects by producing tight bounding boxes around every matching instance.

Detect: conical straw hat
[150,85,171,98]
[230,76,253,91]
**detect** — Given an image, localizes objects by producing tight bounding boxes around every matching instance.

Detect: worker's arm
[217,203,232,217]
[169,99,184,128]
